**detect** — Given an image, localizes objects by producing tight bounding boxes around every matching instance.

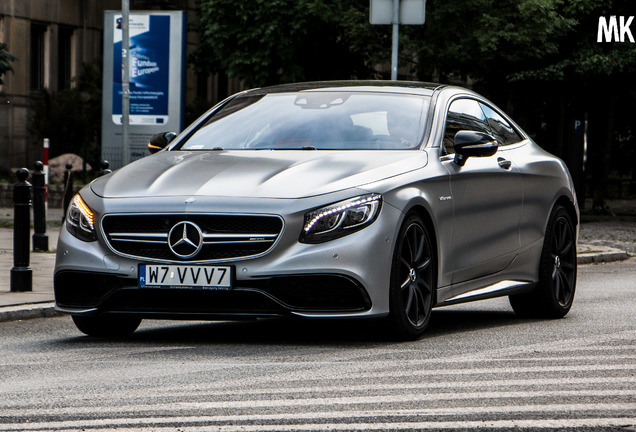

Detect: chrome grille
[101,214,283,262]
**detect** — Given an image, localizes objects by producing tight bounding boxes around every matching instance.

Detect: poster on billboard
[102,11,185,169]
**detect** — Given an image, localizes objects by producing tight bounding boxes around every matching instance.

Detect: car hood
[91,150,428,199]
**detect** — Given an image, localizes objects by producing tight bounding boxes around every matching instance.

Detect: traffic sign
[370,0,426,25]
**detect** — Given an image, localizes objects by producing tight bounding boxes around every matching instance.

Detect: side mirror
[147,132,177,154]
[453,131,498,166]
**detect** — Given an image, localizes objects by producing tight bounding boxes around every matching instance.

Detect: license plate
[139,264,233,290]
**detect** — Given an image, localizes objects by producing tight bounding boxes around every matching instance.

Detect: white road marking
[2,416,636,432]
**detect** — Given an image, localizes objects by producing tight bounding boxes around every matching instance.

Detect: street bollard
[99,160,112,177]
[62,163,74,220]
[32,161,49,251]
[11,168,33,292]
[43,138,50,202]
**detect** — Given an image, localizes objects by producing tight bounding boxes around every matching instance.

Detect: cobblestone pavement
[579,218,636,256]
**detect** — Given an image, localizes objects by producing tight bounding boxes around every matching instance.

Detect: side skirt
[436,280,536,307]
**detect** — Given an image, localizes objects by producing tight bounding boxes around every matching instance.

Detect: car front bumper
[54,194,402,320]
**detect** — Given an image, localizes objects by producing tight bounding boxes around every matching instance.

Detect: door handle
[497,157,512,170]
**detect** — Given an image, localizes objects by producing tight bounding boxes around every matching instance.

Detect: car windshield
[179,92,431,151]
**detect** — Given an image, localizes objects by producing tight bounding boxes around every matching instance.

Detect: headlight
[300,194,382,244]
[66,194,96,242]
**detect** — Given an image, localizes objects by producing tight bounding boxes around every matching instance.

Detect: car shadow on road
[54,307,541,347]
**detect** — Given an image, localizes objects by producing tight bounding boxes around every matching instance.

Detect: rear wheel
[387,213,436,340]
[510,204,577,318]
[72,315,141,337]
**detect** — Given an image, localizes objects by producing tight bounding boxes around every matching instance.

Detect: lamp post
[122,0,130,166]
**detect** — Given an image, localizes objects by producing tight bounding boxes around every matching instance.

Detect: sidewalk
[0,205,632,323]
[0,207,64,321]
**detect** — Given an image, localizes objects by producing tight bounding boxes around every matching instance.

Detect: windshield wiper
[266,146,318,150]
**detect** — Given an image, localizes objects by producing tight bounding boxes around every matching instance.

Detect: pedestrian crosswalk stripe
[2,388,636,418]
[1,416,635,431]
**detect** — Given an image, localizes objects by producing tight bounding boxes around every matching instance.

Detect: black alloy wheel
[550,213,577,307]
[388,213,436,340]
[510,204,577,318]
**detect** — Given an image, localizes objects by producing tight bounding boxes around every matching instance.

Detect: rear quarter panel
[517,141,578,249]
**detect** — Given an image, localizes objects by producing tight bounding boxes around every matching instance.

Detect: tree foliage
[0,42,16,85]
[190,0,385,88]
[408,0,635,207]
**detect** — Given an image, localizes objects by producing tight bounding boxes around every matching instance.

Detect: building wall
[0,0,107,173]
[0,0,218,176]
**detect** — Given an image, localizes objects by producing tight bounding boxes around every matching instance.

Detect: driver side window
[480,103,523,146]
[442,99,492,155]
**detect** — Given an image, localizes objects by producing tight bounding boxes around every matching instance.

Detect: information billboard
[102,11,185,169]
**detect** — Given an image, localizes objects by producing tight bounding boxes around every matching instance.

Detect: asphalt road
[1,259,635,432]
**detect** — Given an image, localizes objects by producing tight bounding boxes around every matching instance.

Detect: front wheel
[387,213,436,340]
[72,315,141,337]
[510,204,577,318]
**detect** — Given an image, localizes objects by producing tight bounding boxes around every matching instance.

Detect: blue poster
[112,15,170,125]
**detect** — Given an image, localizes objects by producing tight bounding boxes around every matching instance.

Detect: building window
[58,27,74,90]
[30,23,47,91]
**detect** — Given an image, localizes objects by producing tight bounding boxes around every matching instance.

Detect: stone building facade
[0,0,234,176]
[1,1,109,173]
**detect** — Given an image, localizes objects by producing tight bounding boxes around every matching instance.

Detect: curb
[0,302,61,323]
[577,245,630,265]
[577,251,629,265]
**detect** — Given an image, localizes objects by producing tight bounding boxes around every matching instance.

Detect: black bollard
[11,168,33,292]
[99,160,112,177]
[32,161,49,251]
[62,163,74,219]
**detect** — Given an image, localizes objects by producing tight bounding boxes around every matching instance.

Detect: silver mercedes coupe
[55,81,579,339]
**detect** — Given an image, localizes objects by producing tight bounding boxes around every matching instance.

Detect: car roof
[244,80,446,97]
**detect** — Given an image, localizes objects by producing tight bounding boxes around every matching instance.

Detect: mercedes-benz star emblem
[168,221,203,259]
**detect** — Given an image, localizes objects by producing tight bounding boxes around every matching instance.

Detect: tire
[72,315,142,337]
[510,204,577,318]
[387,213,436,340]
